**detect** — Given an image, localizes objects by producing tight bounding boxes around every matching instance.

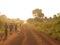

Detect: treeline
[27,8,60,41]
[0,14,24,41]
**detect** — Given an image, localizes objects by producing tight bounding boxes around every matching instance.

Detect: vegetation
[0,14,24,41]
[0,8,60,41]
[27,8,60,41]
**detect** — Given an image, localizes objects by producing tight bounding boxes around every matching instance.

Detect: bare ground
[2,24,60,45]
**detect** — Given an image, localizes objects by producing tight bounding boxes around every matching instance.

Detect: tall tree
[32,8,44,18]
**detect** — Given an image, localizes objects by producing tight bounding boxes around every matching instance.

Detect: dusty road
[3,24,60,45]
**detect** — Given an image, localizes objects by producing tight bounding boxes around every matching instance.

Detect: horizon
[0,0,60,20]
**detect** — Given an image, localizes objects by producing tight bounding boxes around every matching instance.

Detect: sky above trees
[0,0,60,20]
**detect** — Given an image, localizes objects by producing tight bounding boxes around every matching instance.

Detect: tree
[32,8,44,18]
[48,17,52,21]
[44,17,48,19]
[0,15,8,23]
[27,18,34,23]
[34,17,43,22]
[44,16,48,22]
[53,15,57,18]
[57,13,60,17]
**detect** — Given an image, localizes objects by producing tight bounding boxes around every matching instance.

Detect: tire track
[30,30,51,45]
[21,26,38,45]
[33,30,60,45]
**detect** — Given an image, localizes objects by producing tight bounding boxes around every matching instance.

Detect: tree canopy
[32,8,44,18]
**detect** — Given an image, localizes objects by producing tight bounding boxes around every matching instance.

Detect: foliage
[0,14,24,34]
[27,11,60,41]
[32,8,44,18]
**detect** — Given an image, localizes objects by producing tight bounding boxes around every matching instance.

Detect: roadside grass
[28,17,60,41]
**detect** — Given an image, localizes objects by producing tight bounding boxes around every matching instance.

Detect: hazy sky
[0,0,60,20]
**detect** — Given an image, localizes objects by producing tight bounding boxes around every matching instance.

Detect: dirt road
[4,24,60,45]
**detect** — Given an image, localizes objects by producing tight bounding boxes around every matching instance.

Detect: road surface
[3,24,60,45]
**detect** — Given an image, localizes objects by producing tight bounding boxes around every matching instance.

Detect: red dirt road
[3,24,60,45]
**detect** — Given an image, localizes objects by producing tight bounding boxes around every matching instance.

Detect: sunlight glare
[23,21,27,24]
